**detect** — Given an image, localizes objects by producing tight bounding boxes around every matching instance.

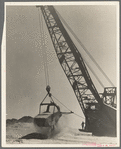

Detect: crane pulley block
[46,85,51,97]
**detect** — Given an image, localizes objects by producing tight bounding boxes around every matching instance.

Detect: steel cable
[56,9,115,87]
[52,95,85,119]
[37,7,49,86]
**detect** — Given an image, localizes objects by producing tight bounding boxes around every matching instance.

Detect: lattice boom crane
[37,5,117,137]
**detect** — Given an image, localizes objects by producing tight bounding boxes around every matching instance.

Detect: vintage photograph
[2,1,119,147]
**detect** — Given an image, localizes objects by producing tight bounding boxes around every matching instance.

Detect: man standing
[81,121,85,130]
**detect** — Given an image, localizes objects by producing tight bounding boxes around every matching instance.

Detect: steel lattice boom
[38,6,104,116]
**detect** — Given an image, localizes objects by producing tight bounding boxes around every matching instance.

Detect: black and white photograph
[1,1,120,147]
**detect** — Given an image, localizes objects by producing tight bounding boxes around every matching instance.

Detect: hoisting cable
[41,10,50,86]
[41,93,48,104]
[52,94,85,119]
[84,60,104,88]
[56,9,115,87]
[37,7,50,86]
[45,48,49,86]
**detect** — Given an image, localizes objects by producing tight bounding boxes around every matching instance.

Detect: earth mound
[6,118,17,125]
[18,116,33,123]
[6,116,34,125]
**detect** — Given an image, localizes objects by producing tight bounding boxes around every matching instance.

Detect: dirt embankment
[6,116,34,125]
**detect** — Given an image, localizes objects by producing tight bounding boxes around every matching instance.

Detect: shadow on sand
[20,133,48,139]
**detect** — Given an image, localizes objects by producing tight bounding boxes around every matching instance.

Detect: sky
[6,3,118,128]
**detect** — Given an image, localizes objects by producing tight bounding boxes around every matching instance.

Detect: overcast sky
[6,4,118,128]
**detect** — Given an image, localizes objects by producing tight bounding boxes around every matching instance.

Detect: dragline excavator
[36,6,117,137]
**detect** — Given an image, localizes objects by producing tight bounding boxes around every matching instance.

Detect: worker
[81,121,85,130]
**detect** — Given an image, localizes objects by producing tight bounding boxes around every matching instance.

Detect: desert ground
[6,115,118,147]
